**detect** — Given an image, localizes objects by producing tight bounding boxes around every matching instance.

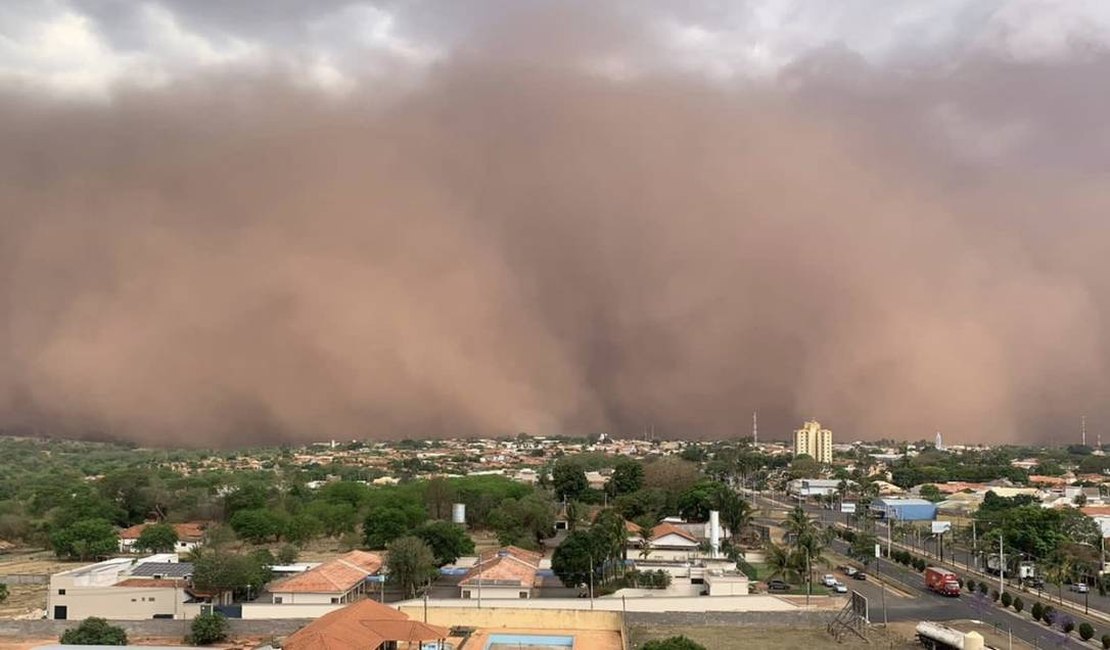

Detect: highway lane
[749,491,1099,647]
[774,493,1110,618]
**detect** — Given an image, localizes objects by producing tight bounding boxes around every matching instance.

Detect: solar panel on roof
[129,562,194,578]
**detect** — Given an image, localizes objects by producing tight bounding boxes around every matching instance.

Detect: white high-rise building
[935,431,945,451]
[793,420,833,464]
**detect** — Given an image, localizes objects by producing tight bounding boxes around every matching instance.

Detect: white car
[833,581,849,594]
[1072,583,1090,594]
[822,574,837,587]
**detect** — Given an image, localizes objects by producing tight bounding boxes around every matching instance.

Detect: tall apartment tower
[793,419,833,463]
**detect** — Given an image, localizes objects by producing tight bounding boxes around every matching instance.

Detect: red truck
[924,566,961,597]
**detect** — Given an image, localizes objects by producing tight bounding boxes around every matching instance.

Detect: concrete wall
[270,590,339,605]
[0,618,312,640]
[397,605,622,632]
[460,585,529,600]
[0,574,48,585]
[625,610,831,628]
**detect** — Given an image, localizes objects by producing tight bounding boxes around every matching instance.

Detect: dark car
[766,579,791,592]
[852,572,867,581]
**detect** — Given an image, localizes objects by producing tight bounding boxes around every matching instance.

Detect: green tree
[1012,596,1024,613]
[919,484,943,502]
[414,520,475,566]
[641,636,707,650]
[608,460,644,496]
[386,535,438,598]
[51,518,119,561]
[305,501,358,537]
[763,542,803,584]
[849,532,878,568]
[276,544,299,565]
[189,611,229,645]
[363,506,412,549]
[60,617,127,645]
[676,481,719,521]
[552,530,601,588]
[191,550,272,602]
[713,488,752,542]
[284,512,323,545]
[1080,623,1095,641]
[552,458,588,502]
[134,523,179,553]
[229,509,285,544]
[0,583,8,603]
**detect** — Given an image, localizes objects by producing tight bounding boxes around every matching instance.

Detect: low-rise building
[704,569,751,596]
[118,522,207,554]
[269,550,382,605]
[48,554,195,621]
[869,497,937,521]
[458,546,542,600]
[787,479,842,498]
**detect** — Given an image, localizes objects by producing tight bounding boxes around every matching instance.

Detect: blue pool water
[483,633,575,648]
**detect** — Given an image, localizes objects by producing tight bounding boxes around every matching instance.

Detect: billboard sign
[931,521,952,535]
[841,502,857,514]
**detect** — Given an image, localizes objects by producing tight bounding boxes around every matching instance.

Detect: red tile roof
[461,546,542,588]
[283,598,447,650]
[119,522,208,541]
[272,550,383,595]
[650,522,698,543]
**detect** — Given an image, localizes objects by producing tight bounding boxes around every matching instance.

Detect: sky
[2,1,1110,446]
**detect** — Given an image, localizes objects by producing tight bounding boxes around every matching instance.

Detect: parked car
[822,574,837,587]
[843,566,858,577]
[1023,577,1045,589]
[852,572,867,581]
[767,579,791,592]
[833,581,849,594]
[1072,583,1090,593]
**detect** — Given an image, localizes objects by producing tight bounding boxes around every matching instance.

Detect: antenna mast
[752,411,758,445]
[1083,415,1088,447]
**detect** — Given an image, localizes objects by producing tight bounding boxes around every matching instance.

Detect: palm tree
[764,542,804,584]
[713,488,753,543]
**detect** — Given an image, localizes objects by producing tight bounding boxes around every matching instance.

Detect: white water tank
[709,510,721,558]
[452,503,466,525]
[916,622,971,649]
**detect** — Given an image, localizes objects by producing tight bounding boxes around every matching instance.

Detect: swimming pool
[483,633,574,649]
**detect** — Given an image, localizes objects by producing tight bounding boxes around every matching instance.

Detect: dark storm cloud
[1,2,1110,446]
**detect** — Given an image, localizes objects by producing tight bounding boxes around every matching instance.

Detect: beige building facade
[793,420,833,463]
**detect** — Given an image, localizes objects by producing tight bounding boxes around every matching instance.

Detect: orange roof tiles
[272,550,383,595]
[119,521,208,541]
[650,522,698,543]
[461,546,542,588]
[283,598,447,650]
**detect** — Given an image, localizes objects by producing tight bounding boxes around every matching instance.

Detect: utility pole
[972,520,978,570]
[999,534,1005,597]
[589,554,595,610]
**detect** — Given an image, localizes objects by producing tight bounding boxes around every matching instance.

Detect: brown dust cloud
[2,8,1110,447]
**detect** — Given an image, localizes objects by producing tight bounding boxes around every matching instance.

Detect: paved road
[777,493,1110,619]
[751,492,1098,648]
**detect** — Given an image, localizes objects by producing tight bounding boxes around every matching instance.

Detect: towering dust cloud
[1,4,1109,446]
